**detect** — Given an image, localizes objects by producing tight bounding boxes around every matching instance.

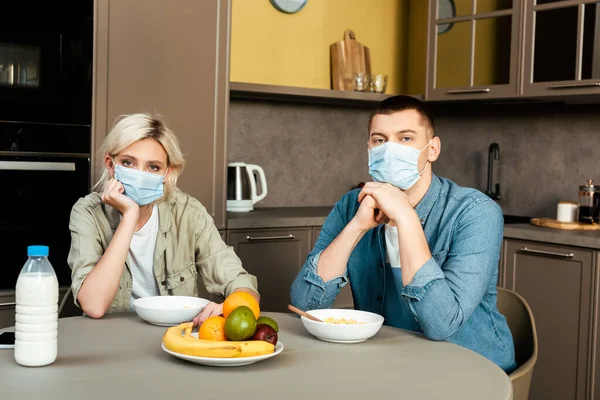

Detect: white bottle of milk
[14,245,59,367]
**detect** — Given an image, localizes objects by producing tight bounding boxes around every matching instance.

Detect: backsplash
[229,99,600,217]
[432,102,600,218]
[228,100,372,207]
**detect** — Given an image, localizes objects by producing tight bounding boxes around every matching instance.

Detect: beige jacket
[67,190,257,313]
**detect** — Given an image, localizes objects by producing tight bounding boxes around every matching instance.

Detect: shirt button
[161,281,166,286]
[420,218,425,224]
[180,277,185,282]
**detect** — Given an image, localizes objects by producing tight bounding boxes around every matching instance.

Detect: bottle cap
[27,245,49,257]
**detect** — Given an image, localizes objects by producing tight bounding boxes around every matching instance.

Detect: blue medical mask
[113,163,167,206]
[368,140,431,190]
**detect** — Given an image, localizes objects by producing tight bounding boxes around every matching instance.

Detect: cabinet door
[427,0,522,100]
[504,239,593,400]
[93,0,229,228]
[312,227,354,309]
[229,228,312,313]
[522,0,600,97]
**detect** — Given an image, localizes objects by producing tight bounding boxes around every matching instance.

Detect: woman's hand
[101,178,139,217]
[192,302,224,326]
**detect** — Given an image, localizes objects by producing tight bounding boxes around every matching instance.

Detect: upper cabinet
[427,0,523,100]
[92,0,229,228]
[522,0,600,97]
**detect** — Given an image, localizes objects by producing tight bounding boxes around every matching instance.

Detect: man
[290,95,516,373]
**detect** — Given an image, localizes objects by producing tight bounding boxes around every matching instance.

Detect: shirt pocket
[431,249,449,265]
[165,262,199,296]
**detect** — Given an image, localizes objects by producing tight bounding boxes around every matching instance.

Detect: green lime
[257,316,279,333]
[224,306,257,341]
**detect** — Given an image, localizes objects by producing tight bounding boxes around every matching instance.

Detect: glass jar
[578,180,600,223]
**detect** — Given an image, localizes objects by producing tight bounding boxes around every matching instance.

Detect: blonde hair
[94,113,185,201]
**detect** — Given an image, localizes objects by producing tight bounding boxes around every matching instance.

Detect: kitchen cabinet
[92,0,229,228]
[522,0,600,98]
[312,227,354,309]
[426,0,523,100]
[228,228,312,313]
[503,239,594,400]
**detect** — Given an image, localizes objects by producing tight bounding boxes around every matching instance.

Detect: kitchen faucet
[486,143,502,201]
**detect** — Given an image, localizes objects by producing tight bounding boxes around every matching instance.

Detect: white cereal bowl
[300,309,385,344]
[133,296,209,326]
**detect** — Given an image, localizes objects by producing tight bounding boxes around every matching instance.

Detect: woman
[67,113,258,324]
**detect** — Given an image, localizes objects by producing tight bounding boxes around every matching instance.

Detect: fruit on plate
[223,291,260,319]
[256,316,279,332]
[199,316,227,341]
[164,322,241,358]
[225,306,257,341]
[252,324,278,345]
[163,322,274,358]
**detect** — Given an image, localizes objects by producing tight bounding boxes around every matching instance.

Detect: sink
[503,215,532,224]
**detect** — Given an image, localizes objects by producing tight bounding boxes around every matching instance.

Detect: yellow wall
[230,0,408,94]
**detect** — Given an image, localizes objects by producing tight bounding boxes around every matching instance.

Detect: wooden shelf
[229,82,423,107]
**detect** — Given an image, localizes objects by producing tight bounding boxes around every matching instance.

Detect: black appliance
[0,121,91,289]
[0,1,93,125]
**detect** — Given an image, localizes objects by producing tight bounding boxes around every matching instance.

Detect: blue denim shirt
[290,174,517,373]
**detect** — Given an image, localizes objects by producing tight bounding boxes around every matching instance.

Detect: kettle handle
[246,164,268,204]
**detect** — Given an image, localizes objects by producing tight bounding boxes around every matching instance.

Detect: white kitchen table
[0,312,512,399]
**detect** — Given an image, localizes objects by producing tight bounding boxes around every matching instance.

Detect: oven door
[0,1,93,124]
[0,154,90,290]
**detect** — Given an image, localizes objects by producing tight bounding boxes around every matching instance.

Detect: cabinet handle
[0,302,16,307]
[246,234,295,241]
[519,247,574,259]
[446,88,491,94]
[549,82,600,89]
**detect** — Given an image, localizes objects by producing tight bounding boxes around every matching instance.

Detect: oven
[0,1,93,125]
[0,121,90,290]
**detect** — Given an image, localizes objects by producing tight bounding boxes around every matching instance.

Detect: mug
[557,201,578,223]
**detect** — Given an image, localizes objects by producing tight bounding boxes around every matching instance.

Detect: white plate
[162,338,284,367]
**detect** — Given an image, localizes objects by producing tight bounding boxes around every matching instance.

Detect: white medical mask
[368,140,431,190]
[113,162,167,205]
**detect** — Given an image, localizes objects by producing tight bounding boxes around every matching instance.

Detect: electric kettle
[226,162,268,212]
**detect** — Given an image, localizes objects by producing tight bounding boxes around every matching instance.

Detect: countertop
[228,207,600,250]
[227,207,331,229]
[0,313,512,400]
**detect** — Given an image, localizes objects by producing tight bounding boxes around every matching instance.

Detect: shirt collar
[414,173,442,225]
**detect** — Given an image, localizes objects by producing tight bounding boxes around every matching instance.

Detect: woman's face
[106,138,169,176]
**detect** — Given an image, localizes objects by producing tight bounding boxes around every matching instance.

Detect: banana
[163,323,242,358]
[235,340,275,358]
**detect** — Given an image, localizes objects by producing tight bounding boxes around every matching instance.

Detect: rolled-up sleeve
[67,204,103,308]
[195,212,257,299]
[290,196,350,311]
[401,199,504,341]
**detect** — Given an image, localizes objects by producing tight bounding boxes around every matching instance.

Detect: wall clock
[270,0,308,14]
[438,0,456,34]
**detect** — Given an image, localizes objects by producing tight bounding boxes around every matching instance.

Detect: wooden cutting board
[330,29,371,91]
[530,218,600,231]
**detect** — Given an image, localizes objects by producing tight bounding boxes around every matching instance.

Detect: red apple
[252,323,278,345]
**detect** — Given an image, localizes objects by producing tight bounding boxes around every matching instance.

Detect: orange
[198,316,227,341]
[223,292,260,319]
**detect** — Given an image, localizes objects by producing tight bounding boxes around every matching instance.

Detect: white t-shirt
[385,223,401,269]
[127,205,160,310]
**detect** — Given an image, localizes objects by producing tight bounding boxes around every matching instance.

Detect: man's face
[368,109,436,173]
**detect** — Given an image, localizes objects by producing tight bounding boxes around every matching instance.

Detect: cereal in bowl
[323,317,365,325]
